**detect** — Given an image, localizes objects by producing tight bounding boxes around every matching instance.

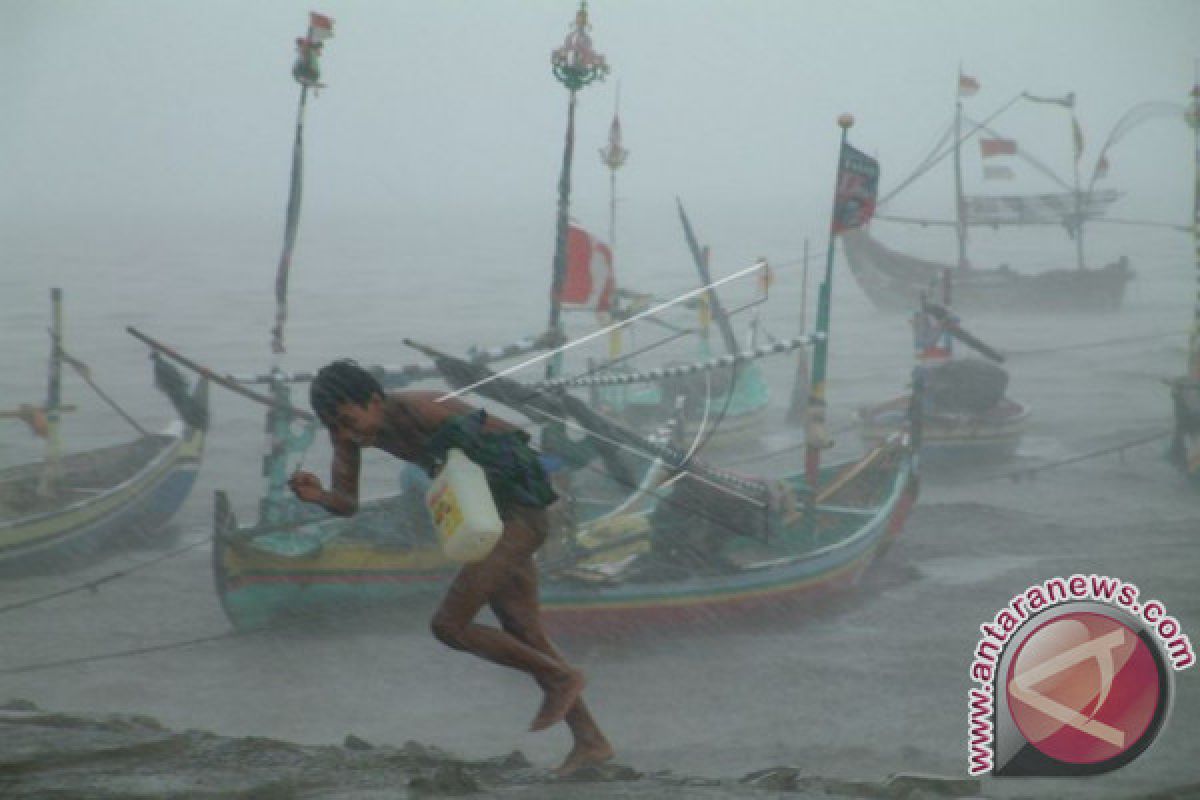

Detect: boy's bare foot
[529,669,586,732]
[554,739,615,777]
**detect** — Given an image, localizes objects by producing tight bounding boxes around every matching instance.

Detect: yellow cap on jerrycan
[424,448,504,562]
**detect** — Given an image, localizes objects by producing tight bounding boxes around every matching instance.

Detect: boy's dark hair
[310,359,384,427]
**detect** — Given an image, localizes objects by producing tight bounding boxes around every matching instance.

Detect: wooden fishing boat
[845,73,1135,313]
[211,432,915,636]
[858,271,1031,467]
[842,229,1132,313]
[859,393,1028,467]
[0,418,207,570]
[205,115,919,636]
[1,291,209,572]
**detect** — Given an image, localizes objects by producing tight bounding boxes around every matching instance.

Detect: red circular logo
[1006,611,1162,766]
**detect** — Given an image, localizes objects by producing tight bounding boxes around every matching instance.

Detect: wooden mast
[953,69,969,270]
[1189,71,1200,379]
[36,288,64,498]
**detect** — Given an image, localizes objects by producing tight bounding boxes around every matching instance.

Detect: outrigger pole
[36,289,64,497]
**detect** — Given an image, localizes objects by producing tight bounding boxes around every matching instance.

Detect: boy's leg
[429,516,573,687]
[487,507,612,770]
[489,556,614,772]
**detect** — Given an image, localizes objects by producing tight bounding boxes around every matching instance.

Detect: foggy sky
[4,0,1197,247]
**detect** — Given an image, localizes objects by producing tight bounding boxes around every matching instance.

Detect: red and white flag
[958,73,980,97]
[558,225,614,312]
[308,12,334,41]
[980,137,1017,158]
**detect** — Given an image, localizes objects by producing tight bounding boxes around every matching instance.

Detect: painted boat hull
[0,423,205,571]
[212,445,917,636]
[841,230,1133,313]
[859,394,1030,467]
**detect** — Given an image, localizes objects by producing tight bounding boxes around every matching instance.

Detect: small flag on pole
[980,137,1018,158]
[1024,91,1075,109]
[1072,117,1085,162]
[958,73,980,97]
[1095,154,1110,179]
[308,12,334,41]
[832,144,880,233]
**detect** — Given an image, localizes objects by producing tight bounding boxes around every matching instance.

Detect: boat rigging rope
[969,429,1171,484]
[0,630,253,676]
[0,538,209,617]
[878,92,1026,208]
[1006,331,1185,358]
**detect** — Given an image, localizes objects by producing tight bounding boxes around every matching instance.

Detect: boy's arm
[322,433,361,516]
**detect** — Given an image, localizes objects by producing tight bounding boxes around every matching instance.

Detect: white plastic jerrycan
[424,448,505,562]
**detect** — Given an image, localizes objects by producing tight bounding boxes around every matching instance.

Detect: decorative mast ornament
[272,12,334,357]
[545,1,609,381]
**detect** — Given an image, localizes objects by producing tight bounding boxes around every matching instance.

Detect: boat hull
[859,394,1030,468]
[540,465,917,638]
[0,424,205,572]
[841,230,1133,313]
[212,447,917,636]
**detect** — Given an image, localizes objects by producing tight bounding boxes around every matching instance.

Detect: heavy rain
[2,1,1199,797]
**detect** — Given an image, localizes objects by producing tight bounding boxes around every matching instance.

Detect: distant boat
[844,74,1134,313]
[1,290,208,571]
[858,270,1030,466]
[842,229,1131,313]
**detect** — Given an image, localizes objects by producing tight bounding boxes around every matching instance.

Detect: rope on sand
[0,538,207,617]
[973,429,1171,483]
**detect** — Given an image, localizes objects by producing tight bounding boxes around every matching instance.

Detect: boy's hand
[288,471,325,503]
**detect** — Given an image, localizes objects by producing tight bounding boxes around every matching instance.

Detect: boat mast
[1070,102,1086,270]
[262,13,332,524]
[547,2,608,381]
[953,69,969,270]
[1189,70,1200,379]
[598,84,628,361]
[805,116,855,500]
[36,288,63,498]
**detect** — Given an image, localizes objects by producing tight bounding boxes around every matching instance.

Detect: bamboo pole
[36,289,64,497]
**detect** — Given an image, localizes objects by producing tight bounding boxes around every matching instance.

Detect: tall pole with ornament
[546,1,609,381]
